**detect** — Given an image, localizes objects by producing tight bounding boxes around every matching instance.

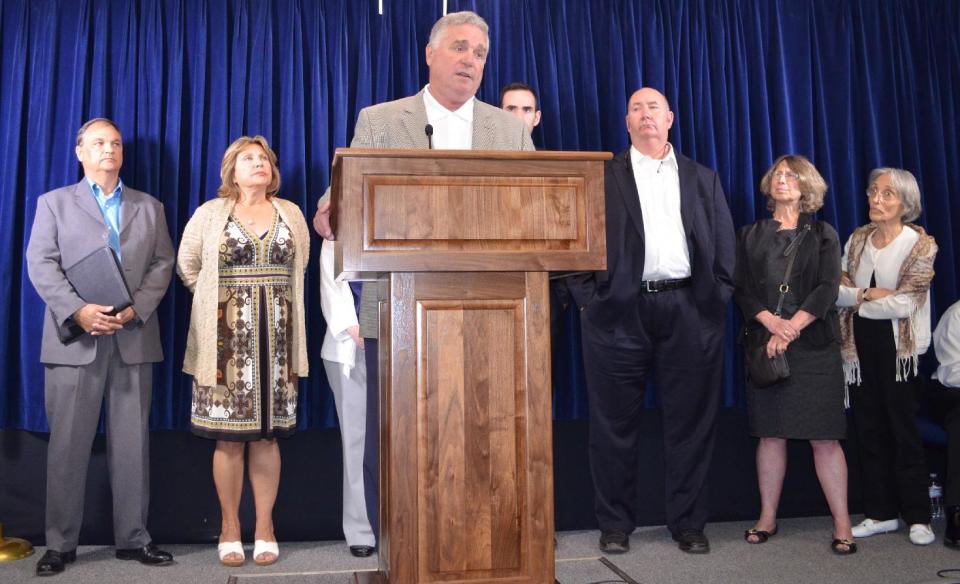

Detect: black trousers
[363,338,380,542]
[850,315,930,525]
[580,287,724,535]
[927,379,960,507]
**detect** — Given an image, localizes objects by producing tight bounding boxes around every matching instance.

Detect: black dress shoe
[36,549,76,576]
[945,506,960,549]
[599,530,629,554]
[673,529,710,554]
[115,542,174,565]
[349,545,375,557]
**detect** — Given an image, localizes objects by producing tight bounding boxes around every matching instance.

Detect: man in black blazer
[570,88,736,554]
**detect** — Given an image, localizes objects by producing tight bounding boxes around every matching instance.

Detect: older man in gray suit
[26,118,175,576]
[312,10,533,556]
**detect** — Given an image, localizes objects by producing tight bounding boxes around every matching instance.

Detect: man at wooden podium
[313,10,533,553]
[568,87,736,555]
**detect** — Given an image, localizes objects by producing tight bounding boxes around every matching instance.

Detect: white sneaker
[851,518,899,538]
[909,524,935,545]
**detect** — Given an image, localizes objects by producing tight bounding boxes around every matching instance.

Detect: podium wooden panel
[332,149,608,584]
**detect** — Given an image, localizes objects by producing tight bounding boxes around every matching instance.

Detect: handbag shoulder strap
[773,223,812,316]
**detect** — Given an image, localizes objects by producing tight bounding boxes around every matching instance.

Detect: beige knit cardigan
[177,197,310,386]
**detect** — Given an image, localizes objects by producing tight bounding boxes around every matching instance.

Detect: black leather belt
[639,277,692,293]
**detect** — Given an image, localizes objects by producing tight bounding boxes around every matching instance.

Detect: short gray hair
[76,118,121,146]
[868,167,922,223]
[428,11,489,48]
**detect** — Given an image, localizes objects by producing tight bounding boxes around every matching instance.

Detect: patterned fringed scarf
[838,223,937,386]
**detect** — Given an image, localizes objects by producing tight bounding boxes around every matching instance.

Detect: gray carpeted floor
[2,516,958,584]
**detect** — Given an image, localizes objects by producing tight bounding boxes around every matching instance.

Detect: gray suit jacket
[26,180,175,365]
[340,89,535,337]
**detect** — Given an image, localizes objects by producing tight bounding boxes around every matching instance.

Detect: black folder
[56,247,134,344]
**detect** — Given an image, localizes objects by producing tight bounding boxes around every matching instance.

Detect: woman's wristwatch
[862,288,871,302]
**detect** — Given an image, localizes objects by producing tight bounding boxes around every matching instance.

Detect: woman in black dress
[734,155,854,554]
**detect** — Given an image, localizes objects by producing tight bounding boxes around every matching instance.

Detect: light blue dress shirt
[86,178,123,262]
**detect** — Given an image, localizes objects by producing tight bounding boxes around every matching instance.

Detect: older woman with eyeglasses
[735,155,854,554]
[837,168,937,546]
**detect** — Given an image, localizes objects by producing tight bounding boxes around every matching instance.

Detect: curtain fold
[1,0,958,430]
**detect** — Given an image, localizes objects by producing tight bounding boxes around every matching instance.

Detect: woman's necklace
[236,199,267,226]
[774,215,798,230]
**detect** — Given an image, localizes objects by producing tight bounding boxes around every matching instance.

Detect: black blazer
[569,148,736,331]
[733,215,842,347]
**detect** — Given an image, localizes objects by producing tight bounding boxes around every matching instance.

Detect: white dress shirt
[837,226,931,355]
[934,300,960,388]
[630,144,690,280]
[423,84,473,150]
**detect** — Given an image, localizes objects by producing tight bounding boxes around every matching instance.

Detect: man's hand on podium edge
[313,198,335,240]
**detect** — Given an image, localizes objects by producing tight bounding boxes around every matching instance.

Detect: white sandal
[217,540,245,567]
[253,539,279,566]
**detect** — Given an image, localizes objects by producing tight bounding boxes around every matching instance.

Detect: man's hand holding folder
[57,246,136,344]
[71,304,135,336]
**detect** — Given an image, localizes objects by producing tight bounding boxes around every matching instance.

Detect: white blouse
[837,226,931,355]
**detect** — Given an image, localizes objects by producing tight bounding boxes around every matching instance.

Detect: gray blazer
[26,180,175,366]
[341,89,536,337]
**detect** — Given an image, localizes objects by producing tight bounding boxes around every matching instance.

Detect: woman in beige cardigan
[178,136,309,567]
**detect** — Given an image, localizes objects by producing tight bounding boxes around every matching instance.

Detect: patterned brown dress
[190,212,298,441]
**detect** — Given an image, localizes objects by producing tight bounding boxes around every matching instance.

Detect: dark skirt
[747,339,846,439]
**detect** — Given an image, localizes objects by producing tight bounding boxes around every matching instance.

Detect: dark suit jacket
[570,148,736,331]
[733,215,842,347]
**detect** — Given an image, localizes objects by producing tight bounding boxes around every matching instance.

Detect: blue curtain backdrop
[1,0,958,432]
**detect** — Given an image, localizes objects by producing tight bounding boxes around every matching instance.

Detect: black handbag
[744,331,791,388]
[743,223,811,388]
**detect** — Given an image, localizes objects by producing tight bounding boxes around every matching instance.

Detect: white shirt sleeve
[934,301,960,388]
[319,239,359,339]
[858,292,918,320]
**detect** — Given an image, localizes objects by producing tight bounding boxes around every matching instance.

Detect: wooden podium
[330,149,609,584]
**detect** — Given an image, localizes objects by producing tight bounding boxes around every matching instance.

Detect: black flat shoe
[115,542,174,565]
[744,525,778,544]
[349,545,375,558]
[36,549,76,576]
[831,538,858,555]
[673,529,710,554]
[599,530,629,554]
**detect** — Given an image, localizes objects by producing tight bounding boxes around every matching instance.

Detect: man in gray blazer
[311,10,533,556]
[26,118,175,576]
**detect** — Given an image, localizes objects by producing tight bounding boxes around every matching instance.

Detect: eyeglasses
[865,187,899,203]
[773,170,800,182]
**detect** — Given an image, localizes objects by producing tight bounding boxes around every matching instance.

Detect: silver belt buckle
[645,280,658,293]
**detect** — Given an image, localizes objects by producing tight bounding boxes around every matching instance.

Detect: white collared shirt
[423,84,474,150]
[630,144,690,280]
